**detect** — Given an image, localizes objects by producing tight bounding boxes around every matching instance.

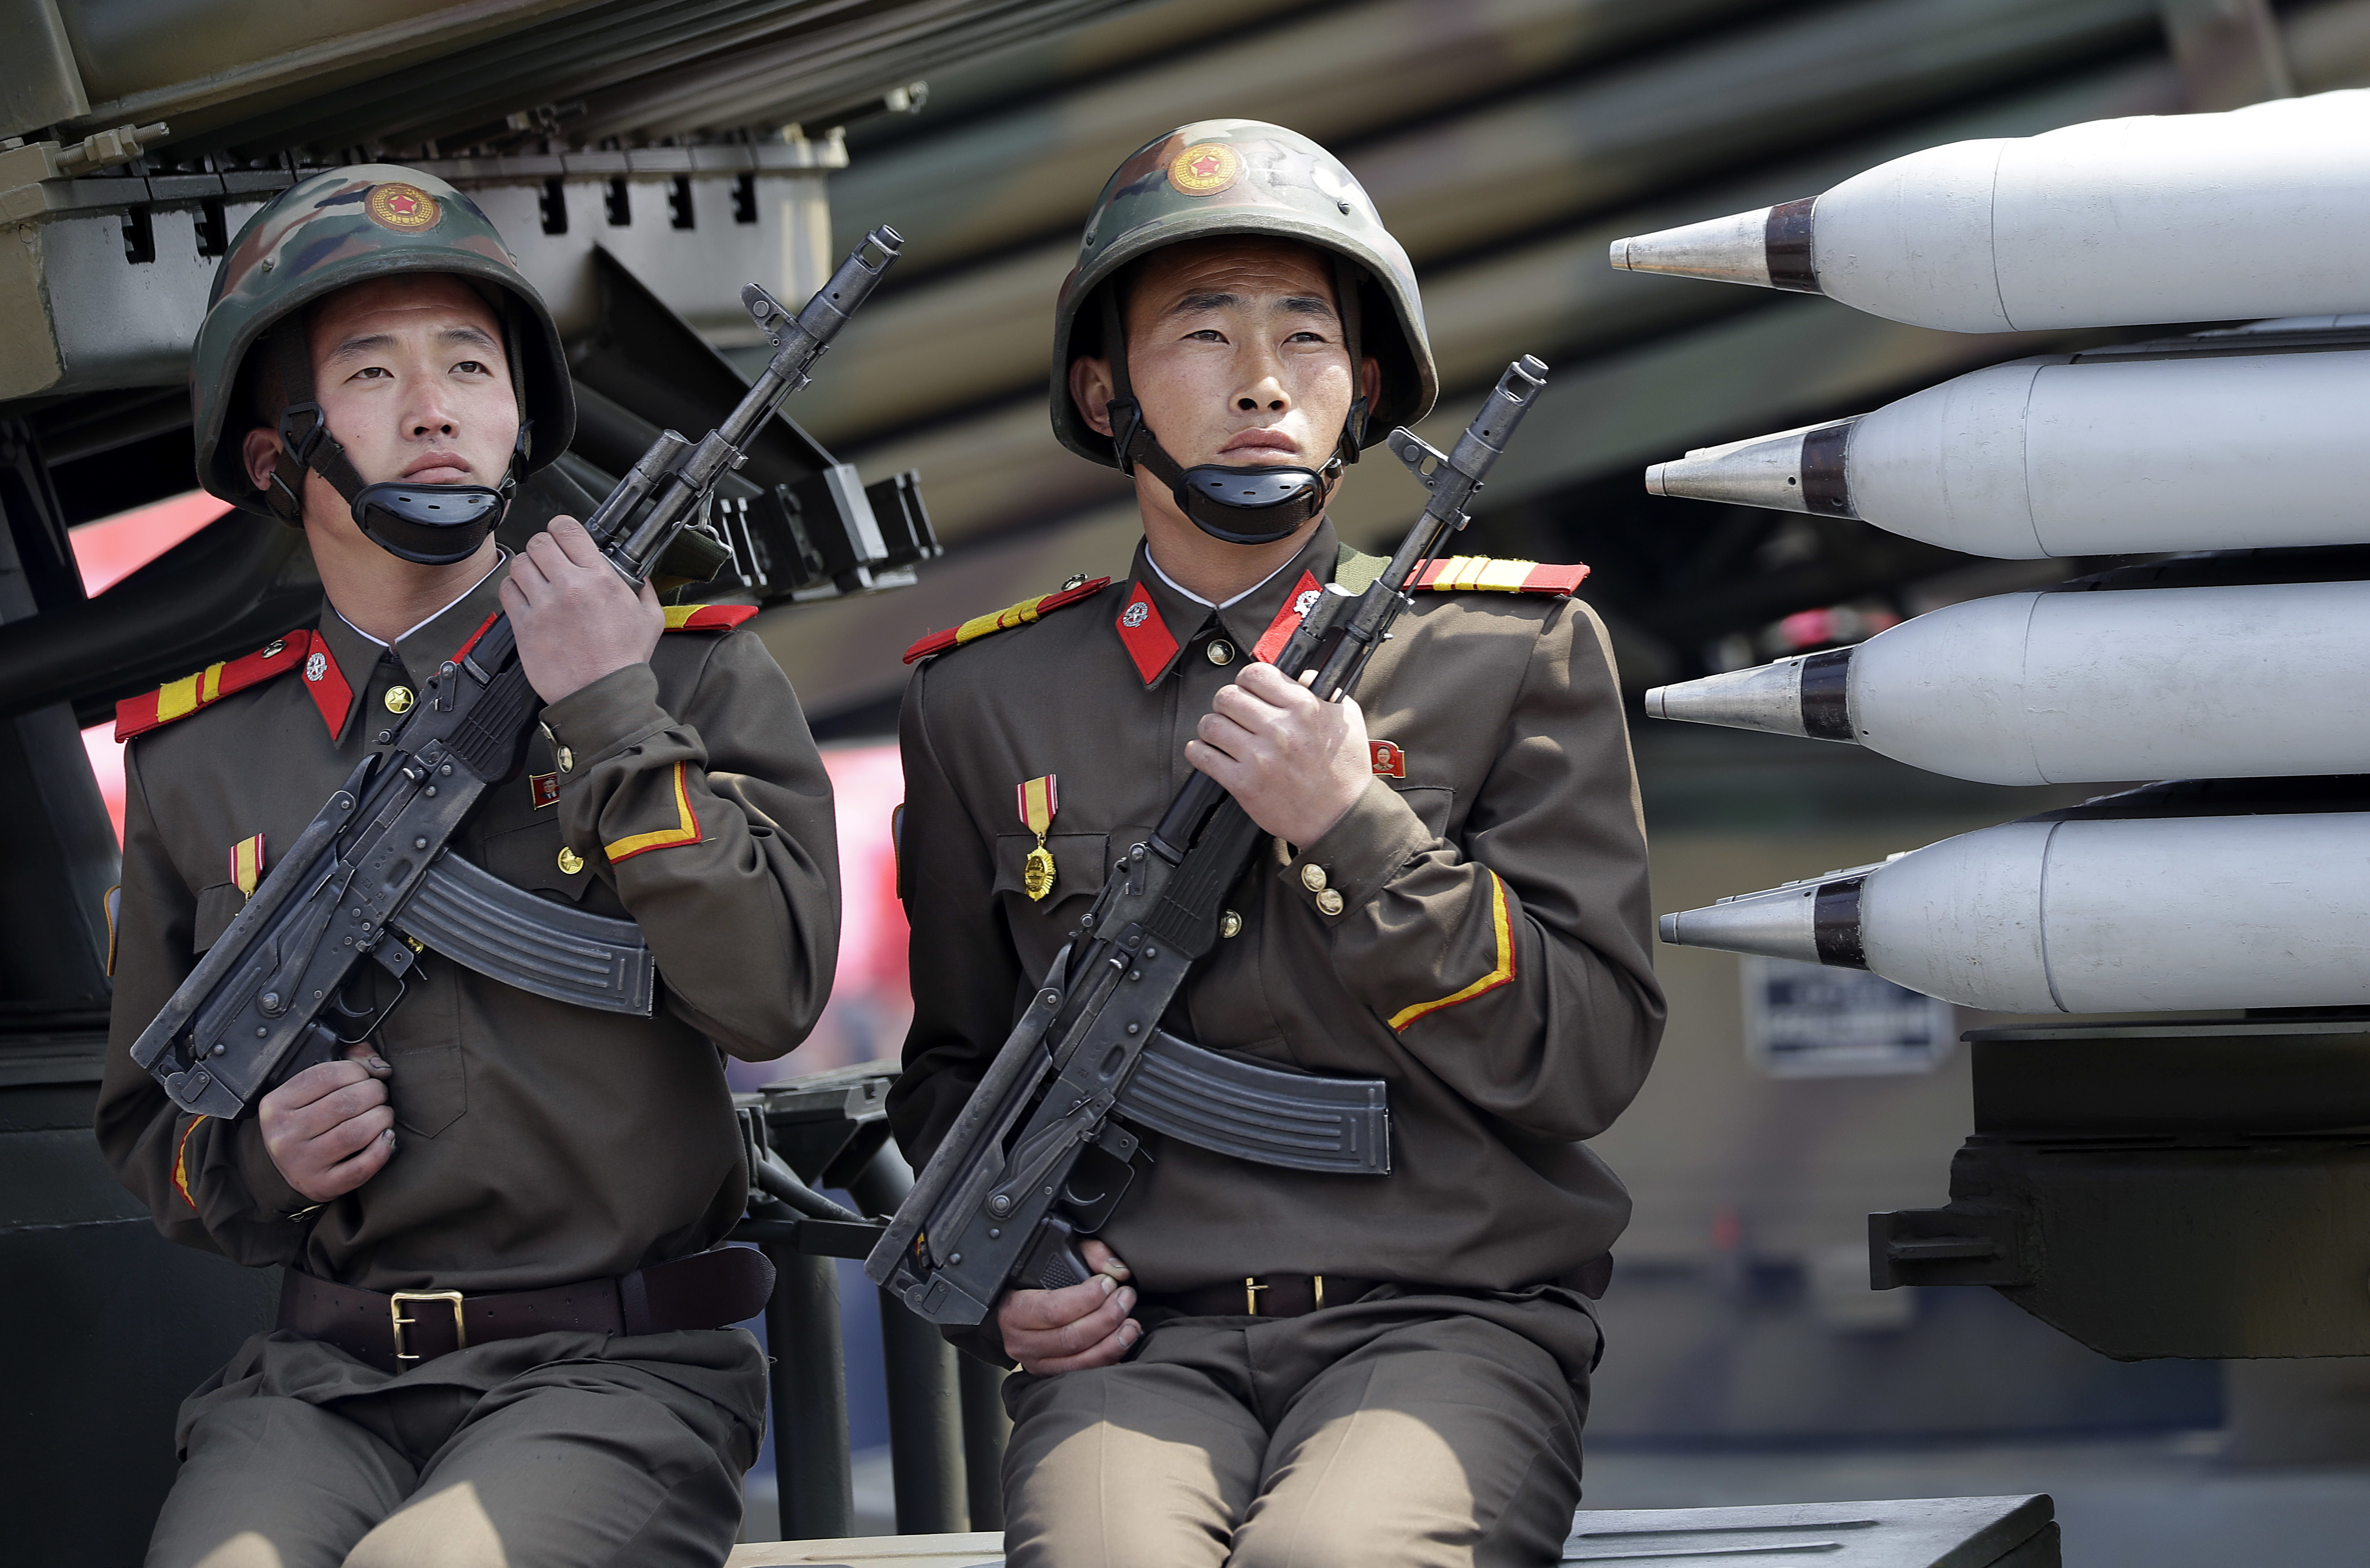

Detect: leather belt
[1145,1255,1614,1322]
[1147,1274,1384,1319]
[278,1246,776,1375]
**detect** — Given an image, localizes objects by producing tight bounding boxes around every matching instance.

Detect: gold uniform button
[1218,909,1243,939]
[1299,862,1328,893]
[383,685,415,714]
[557,847,585,875]
[1206,639,1235,666]
[1315,888,1345,917]
[557,745,575,772]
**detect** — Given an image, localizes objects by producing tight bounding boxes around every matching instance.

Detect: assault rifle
[131,228,905,1120]
[867,356,1551,1327]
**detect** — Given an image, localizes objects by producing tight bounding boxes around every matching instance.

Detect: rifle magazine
[397,853,655,1015]
[1123,1030,1390,1176]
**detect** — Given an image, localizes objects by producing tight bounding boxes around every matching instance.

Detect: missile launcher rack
[1625,90,2370,1361]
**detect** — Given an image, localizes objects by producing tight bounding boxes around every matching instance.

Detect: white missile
[1644,346,2370,558]
[1645,581,2370,786]
[1610,89,2370,331]
[1658,811,2370,1014]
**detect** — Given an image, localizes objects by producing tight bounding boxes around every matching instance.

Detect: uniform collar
[1113,520,1338,688]
[307,560,508,742]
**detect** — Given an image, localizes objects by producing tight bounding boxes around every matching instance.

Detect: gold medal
[1023,843,1057,901]
[1017,774,1059,901]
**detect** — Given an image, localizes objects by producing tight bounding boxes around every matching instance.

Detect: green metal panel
[0,0,89,138]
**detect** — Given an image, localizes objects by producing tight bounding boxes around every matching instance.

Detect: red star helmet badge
[1167,142,1244,198]
[365,181,443,233]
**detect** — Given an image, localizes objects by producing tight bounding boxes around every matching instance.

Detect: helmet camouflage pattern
[1050,119,1438,468]
[190,165,575,516]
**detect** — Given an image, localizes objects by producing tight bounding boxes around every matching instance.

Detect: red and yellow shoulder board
[903,576,1111,664]
[115,632,312,742]
[1410,556,1589,596]
[662,603,759,632]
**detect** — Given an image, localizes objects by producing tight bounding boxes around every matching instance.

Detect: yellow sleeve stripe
[172,1115,207,1209]
[604,761,705,863]
[1387,869,1518,1030]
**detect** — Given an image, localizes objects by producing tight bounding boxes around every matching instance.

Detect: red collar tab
[114,631,313,741]
[1410,556,1590,596]
[903,576,1111,664]
[1114,582,1180,684]
[1252,570,1326,665]
[299,634,355,740]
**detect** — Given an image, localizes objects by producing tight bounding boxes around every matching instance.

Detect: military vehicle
[0,4,1125,1560]
[21,1,2343,1564]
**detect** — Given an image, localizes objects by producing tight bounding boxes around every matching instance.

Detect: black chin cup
[351,482,507,565]
[1173,464,1327,546]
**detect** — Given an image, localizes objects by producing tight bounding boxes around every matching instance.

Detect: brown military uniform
[889,518,1664,1565]
[98,562,839,1568]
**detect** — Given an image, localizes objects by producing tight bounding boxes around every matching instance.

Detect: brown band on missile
[1763,198,1819,292]
[1813,876,1867,969]
[1799,648,1853,741]
[1799,422,1852,516]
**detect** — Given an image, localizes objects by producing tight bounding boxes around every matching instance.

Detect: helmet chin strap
[1098,264,1369,548]
[265,321,527,566]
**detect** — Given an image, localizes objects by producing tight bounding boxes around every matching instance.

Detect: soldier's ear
[242,426,281,492]
[1068,355,1117,438]
[1361,354,1380,411]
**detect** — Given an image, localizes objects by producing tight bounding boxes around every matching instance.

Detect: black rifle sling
[1143,799,1266,955]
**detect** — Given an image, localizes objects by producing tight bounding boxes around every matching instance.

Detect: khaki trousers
[1001,1287,1598,1568]
[145,1326,766,1568]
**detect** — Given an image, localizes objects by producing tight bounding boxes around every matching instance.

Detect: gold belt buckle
[390,1289,467,1366]
[1242,1276,1327,1315]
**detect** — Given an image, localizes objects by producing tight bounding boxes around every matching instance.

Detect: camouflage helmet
[1050,120,1437,468]
[190,164,574,517]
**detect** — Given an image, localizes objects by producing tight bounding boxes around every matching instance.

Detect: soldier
[888,121,1665,1565]
[95,166,839,1568]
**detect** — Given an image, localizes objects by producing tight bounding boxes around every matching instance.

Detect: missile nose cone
[1661,866,1877,966]
[1647,654,1824,739]
[1609,205,1784,287]
[1646,420,1856,515]
[1658,881,1821,963]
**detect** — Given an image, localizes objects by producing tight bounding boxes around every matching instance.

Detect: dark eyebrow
[324,331,395,363]
[1166,290,1242,316]
[324,324,501,363]
[1161,291,1338,321]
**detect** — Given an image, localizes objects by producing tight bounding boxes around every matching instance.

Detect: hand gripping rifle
[867,357,1550,1326]
[131,228,905,1120]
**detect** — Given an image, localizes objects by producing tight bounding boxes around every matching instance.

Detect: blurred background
[57,1,2370,1561]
